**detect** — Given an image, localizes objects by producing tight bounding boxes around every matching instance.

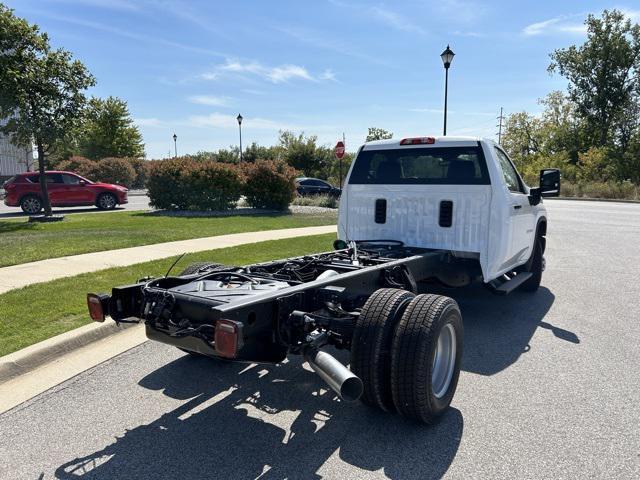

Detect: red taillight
[214,319,243,358]
[87,293,108,322]
[400,137,436,145]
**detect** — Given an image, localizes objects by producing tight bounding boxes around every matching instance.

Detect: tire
[520,238,544,292]
[391,294,463,423]
[351,288,415,411]
[179,262,222,276]
[20,195,42,214]
[96,193,117,210]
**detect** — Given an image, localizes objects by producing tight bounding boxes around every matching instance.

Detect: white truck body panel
[338,136,548,282]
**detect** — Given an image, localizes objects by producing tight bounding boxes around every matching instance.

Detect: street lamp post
[172,133,177,158]
[236,114,243,163]
[440,45,455,136]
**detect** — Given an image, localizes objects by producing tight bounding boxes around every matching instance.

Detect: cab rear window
[348,146,490,185]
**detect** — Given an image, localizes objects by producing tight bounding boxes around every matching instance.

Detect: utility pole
[496,107,505,145]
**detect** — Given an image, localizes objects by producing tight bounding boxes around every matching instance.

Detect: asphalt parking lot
[0,200,638,479]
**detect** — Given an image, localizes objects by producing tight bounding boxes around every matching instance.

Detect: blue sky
[6,0,640,158]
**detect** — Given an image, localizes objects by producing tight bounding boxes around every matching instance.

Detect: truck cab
[338,136,560,284]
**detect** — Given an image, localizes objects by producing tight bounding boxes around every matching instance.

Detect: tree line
[503,9,640,191]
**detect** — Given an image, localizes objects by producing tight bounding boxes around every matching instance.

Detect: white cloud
[621,9,640,22]
[201,59,332,84]
[320,69,337,81]
[329,1,426,34]
[267,64,313,83]
[187,113,296,130]
[30,10,226,57]
[187,95,230,106]
[276,26,390,66]
[369,6,426,34]
[135,117,165,128]
[436,0,487,24]
[524,9,640,36]
[523,14,586,36]
[49,0,141,11]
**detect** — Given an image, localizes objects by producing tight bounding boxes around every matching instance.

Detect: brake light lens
[87,293,108,322]
[400,137,436,145]
[214,319,243,358]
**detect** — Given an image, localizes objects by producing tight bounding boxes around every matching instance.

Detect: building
[0,117,34,182]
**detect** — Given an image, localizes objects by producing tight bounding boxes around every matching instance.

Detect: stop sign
[334,140,345,159]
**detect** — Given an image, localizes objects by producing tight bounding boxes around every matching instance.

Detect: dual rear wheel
[351,288,463,423]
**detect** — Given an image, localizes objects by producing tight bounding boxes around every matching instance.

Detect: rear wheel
[20,195,42,214]
[351,288,415,411]
[96,193,117,210]
[391,294,463,423]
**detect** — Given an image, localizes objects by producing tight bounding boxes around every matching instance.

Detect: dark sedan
[295,177,341,197]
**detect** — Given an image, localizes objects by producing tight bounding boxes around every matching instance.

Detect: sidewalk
[0,225,336,294]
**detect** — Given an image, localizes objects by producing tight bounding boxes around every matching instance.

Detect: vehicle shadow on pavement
[54,352,463,480]
[423,284,576,376]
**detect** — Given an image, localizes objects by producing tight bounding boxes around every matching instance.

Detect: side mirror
[528,168,560,205]
[79,180,86,186]
[539,168,561,197]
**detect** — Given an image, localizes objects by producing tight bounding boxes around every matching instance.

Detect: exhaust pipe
[304,347,363,402]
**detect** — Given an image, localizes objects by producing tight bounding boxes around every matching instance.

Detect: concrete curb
[547,196,640,204]
[0,321,137,384]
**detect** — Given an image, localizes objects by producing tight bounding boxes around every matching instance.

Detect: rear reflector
[87,293,108,322]
[400,137,435,145]
[214,319,243,358]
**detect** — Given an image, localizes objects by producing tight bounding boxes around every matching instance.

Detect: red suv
[3,171,128,214]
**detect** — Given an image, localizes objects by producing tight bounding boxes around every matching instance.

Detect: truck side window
[494,148,523,193]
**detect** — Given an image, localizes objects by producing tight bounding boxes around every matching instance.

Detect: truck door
[493,147,536,270]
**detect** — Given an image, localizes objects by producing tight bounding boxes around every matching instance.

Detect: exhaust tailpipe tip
[304,347,363,402]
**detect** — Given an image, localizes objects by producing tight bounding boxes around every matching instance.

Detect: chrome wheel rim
[99,195,115,209]
[23,197,41,213]
[432,323,456,399]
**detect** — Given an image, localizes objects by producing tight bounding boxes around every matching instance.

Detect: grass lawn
[0,210,336,268]
[0,233,334,357]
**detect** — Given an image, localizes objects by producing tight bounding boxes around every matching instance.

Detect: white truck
[87,135,560,424]
[339,135,559,293]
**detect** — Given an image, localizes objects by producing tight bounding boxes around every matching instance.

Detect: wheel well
[19,193,41,204]
[96,191,117,200]
[536,219,547,253]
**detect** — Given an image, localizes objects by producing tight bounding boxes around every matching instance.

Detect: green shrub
[57,156,97,178]
[147,157,243,210]
[90,157,136,187]
[123,157,150,189]
[243,160,298,210]
[184,160,243,210]
[292,194,339,208]
[560,180,639,200]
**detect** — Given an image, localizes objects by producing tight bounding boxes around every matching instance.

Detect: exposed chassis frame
[104,247,446,361]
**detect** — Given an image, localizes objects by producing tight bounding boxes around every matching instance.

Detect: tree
[366,127,393,142]
[243,142,280,163]
[538,91,583,161]
[0,5,95,216]
[501,112,544,163]
[549,10,640,149]
[78,96,145,159]
[278,130,329,177]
